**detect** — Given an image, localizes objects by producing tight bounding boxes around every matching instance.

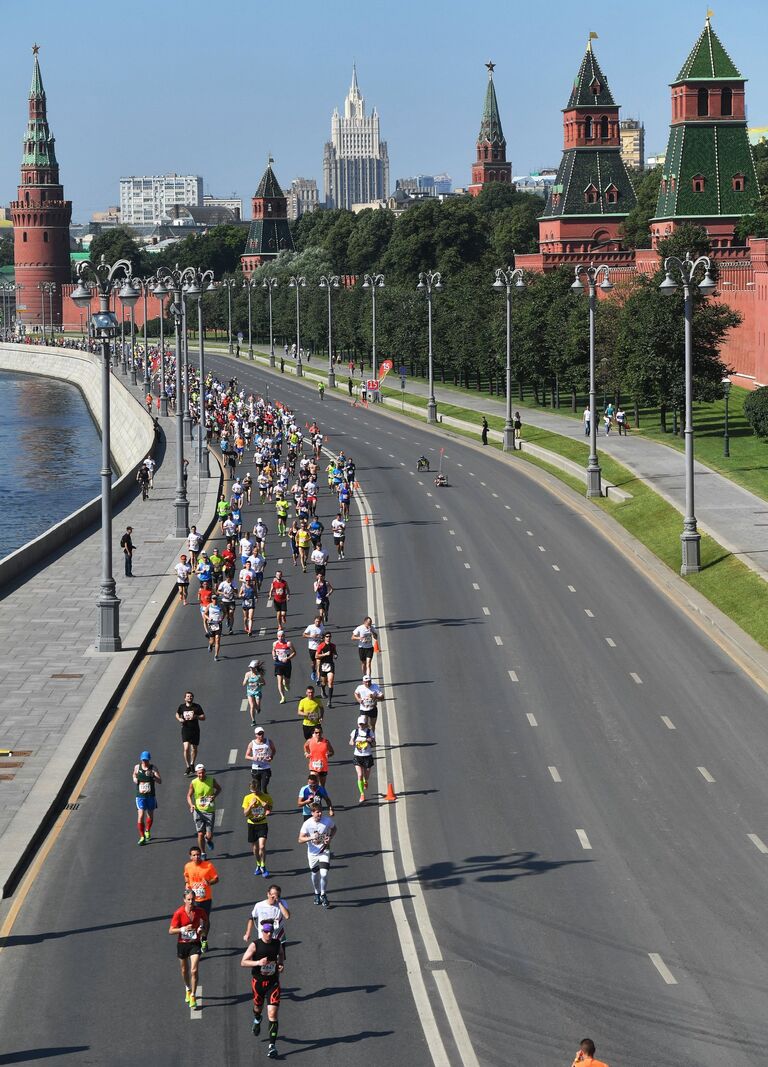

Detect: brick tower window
[600,116,609,139]
[43,231,49,242]
[584,116,593,139]
[732,173,745,191]
[584,184,599,205]
[721,87,732,116]
[697,88,709,116]
[692,174,705,193]
[605,184,618,204]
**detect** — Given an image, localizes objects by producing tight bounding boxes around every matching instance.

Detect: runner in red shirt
[269,570,290,628]
[169,888,209,1010]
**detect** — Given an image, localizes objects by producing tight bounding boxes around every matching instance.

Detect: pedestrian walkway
[216,342,768,582]
[0,372,220,895]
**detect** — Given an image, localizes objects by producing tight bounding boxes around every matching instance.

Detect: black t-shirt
[177,702,204,728]
[251,937,282,978]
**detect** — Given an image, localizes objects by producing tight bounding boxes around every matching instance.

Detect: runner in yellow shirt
[242,787,274,877]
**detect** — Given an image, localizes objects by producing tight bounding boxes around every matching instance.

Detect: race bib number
[262,961,277,976]
[181,927,198,941]
[198,795,214,810]
[311,759,324,771]
[321,662,332,673]
[138,781,152,795]
[250,804,265,820]
[193,882,206,899]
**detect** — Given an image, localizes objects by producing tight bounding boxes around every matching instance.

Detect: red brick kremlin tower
[468,62,512,196]
[10,45,72,331]
[241,157,294,277]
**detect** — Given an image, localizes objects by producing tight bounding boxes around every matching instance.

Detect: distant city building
[119,173,203,225]
[241,158,294,277]
[11,46,71,330]
[646,152,666,169]
[513,170,558,197]
[748,127,768,146]
[203,194,242,220]
[287,178,320,221]
[468,62,512,196]
[323,65,389,210]
[620,118,645,170]
[91,206,121,224]
[395,174,452,197]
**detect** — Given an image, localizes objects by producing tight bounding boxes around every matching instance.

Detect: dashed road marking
[508,670,519,682]
[456,545,463,552]
[277,558,284,565]
[538,546,546,552]
[515,517,521,522]
[492,492,499,498]
[457,463,463,468]
[648,954,678,985]
[568,585,576,592]
[426,492,433,497]
[661,716,676,730]
[191,984,203,1019]
[449,529,456,535]
[585,609,594,618]
[442,516,448,521]
[482,607,491,615]
[240,699,248,712]
[505,505,511,510]
[469,472,475,477]
[630,672,643,684]
[472,582,479,590]
[576,829,592,850]
[480,481,487,487]
[548,766,562,783]
[464,563,471,569]
[526,713,538,727]
[698,766,715,783]
[281,541,287,548]
[606,637,616,647]
[418,480,424,485]
[434,504,441,509]
[748,833,768,854]
[552,565,560,572]
[494,636,503,645]
[259,627,266,637]
[526,531,533,536]
[228,748,238,765]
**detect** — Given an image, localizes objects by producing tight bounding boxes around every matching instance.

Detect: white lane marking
[191,984,202,1019]
[228,748,238,765]
[259,627,266,637]
[515,517,521,522]
[426,492,433,498]
[389,454,395,458]
[281,541,287,548]
[240,699,248,712]
[449,529,456,535]
[549,766,562,783]
[482,607,491,616]
[585,609,594,618]
[216,809,225,828]
[377,446,383,450]
[456,545,463,552]
[505,504,511,510]
[526,713,538,726]
[606,637,616,647]
[434,504,441,510]
[492,492,499,498]
[552,565,560,572]
[480,481,487,487]
[357,474,467,1066]
[457,463,463,467]
[464,563,471,569]
[442,516,448,521]
[698,766,715,783]
[409,471,415,476]
[648,954,678,985]
[494,636,503,645]
[417,480,424,485]
[400,461,405,466]
[661,716,676,730]
[538,546,546,552]
[576,829,592,850]
[472,582,480,590]
[526,530,533,536]
[469,472,475,477]
[630,672,643,684]
[508,670,519,682]
[748,833,768,854]
[568,585,576,592]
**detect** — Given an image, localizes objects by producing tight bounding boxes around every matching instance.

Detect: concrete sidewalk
[214,343,768,581]
[0,373,220,896]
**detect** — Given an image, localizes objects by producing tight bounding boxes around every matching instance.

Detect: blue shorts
[136,796,157,811]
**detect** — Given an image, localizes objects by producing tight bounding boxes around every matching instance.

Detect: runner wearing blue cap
[133,751,162,845]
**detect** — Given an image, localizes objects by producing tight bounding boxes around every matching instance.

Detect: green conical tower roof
[675,16,742,82]
[478,66,505,146]
[22,44,58,170]
[255,158,285,199]
[566,40,616,108]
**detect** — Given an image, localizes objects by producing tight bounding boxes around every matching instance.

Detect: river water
[0,370,102,559]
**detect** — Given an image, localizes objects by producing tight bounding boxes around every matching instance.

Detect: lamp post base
[130,368,137,386]
[269,353,276,368]
[160,397,169,417]
[184,414,194,442]
[328,370,336,389]
[680,530,701,575]
[228,342,234,355]
[97,594,122,653]
[586,464,603,498]
[248,346,254,360]
[201,447,210,479]
[296,362,303,378]
[502,425,515,452]
[174,498,190,539]
[427,398,438,424]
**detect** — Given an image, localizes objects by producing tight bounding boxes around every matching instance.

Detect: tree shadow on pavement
[0,1051,90,1064]
[283,983,384,1002]
[416,851,590,889]
[386,617,484,630]
[276,1030,393,1055]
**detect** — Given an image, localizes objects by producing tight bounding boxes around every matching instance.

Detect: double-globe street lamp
[135,277,155,389]
[289,276,306,376]
[417,271,443,424]
[0,283,21,339]
[221,277,238,356]
[71,256,138,652]
[571,264,613,499]
[493,266,526,451]
[319,275,340,389]
[154,265,194,537]
[722,376,731,459]
[361,273,384,397]
[243,277,258,359]
[184,269,216,479]
[263,277,278,367]
[659,252,717,575]
[38,281,56,342]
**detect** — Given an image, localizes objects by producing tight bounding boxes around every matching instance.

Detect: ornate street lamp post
[71,257,138,651]
[262,277,278,367]
[659,252,717,575]
[136,277,155,388]
[184,269,216,479]
[362,273,384,394]
[319,275,340,388]
[222,277,237,356]
[492,266,526,451]
[243,277,258,359]
[289,276,306,376]
[722,377,731,458]
[417,271,443,424]
[571,264,614,498]
[38,281,56,342]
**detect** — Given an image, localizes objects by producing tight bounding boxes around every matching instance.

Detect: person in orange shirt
[183,845,219,953]
[303,724,334,787]
[571,1038,610,1067]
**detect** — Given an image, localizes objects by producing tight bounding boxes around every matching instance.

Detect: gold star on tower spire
[485,60,495,75]
[32,43,40,55]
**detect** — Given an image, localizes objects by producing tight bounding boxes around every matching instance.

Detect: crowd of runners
[132,365,385,1059]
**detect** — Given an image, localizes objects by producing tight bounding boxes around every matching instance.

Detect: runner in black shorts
[169,888,208,1010]
[176,691,206,776]
[241,919,284,1057]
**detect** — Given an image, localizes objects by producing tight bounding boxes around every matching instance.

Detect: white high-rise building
[287,178,320,221]
[119,173,204,224]
[323,66,389,210]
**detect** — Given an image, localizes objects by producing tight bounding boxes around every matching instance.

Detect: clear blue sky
[2,0,766,222]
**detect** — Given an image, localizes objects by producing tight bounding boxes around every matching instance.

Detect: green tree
[743,386,768,439]
[735,140,768,241]
[0,237,13,268]
[345,209,394,274]
[88,227,145,273]
[621,167,662,249]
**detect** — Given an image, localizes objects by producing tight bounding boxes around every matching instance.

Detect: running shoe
[252,1015,261,1037]
[313,894,321,905]
[254,866,262,876]
[185,989,191,1004]
[189,996,198,1010]
[207,838,214,851]
[267,1045,277,1059]
[261,867,270,878]
[321,895,329,908]
[359,793,366,804]
[279,695,286,704]
[144,830,151,842]
[137,837,145,846]
[200,939,208,954]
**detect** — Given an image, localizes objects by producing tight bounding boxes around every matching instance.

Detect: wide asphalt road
[1,353,768,1067]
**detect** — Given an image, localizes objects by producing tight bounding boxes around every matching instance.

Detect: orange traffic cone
[369,562,376,574]
[354,481,360,490]
[373,639,380,653]
[385,782,397,802]
[363,515,369,526]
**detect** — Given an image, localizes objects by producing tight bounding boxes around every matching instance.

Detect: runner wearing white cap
[349,716,376,803]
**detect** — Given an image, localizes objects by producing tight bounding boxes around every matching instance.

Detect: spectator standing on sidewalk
[481,417,489,446]
[583,405,590,436]
[616,406,627,436]
[513,411,522,448]
[120,527,134,577]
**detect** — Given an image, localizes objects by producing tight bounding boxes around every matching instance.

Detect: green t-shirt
[217,501,230,519]
[191,776,217,812]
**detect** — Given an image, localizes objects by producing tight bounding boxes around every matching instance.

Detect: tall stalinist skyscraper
[323,65,389,210]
